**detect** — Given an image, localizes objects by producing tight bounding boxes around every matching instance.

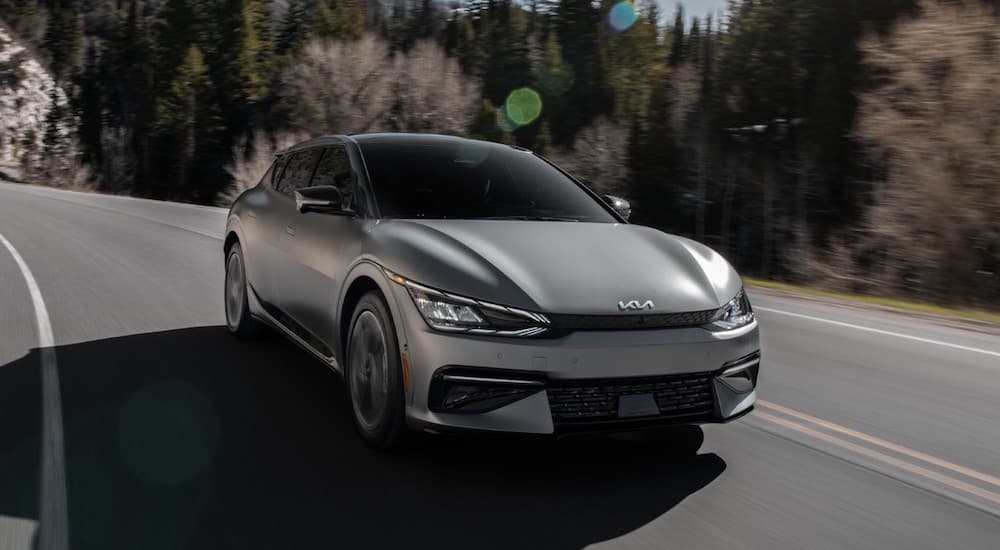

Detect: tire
[225,243,265,339]
[346,290,410,451]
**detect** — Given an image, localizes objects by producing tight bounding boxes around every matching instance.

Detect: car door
[259,147,322,312]
[281,143,367,358]
[238,157,285,306]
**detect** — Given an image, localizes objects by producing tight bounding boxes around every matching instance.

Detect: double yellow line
[754,400,1000,511]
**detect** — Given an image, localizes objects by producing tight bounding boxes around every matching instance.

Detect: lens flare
[118,381,220,485]
[496,105,519,133]
[504,88,543,126]
[609,1,638,32]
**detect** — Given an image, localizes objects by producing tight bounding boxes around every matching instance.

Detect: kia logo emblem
[618,300,654,311]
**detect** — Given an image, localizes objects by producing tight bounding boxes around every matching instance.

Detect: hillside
[0,23,68,182]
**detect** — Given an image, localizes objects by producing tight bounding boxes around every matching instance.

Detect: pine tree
[42,88,67,171]
[532,29,573,138]
[412,0,438,40]
[554,0,605,141]
[117,0,154,193]
[479,1,531,104]
[152,46,223,198]
[42,0,83,81]
[216,0,273,105]
[276,0,311,56]
[453,12,483,75]
[78,43,103,167]
[313,0,365,41]
[668,4,684,67]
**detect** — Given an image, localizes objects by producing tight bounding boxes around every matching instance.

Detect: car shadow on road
[0,326,726,550]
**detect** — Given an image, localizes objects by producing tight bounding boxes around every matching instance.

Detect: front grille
[545,309,720,331]
[547,372,715,423]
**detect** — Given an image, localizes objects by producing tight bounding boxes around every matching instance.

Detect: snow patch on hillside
[0,24,69,181]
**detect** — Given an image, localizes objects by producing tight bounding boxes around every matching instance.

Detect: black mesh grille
[547,372,715,423]
[545,309,720,331]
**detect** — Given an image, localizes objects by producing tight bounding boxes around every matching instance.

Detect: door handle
[285,225,296,236]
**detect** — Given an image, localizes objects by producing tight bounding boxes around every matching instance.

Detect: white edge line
[0,234,54,348]
[0,232,69,550]
[756,306,1000,358]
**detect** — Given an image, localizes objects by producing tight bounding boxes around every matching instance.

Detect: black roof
[279,133,528,155]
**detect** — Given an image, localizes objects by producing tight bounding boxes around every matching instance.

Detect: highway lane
[0,182,998,549]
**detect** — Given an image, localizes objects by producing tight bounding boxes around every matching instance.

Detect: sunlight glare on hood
[682,241,737,299]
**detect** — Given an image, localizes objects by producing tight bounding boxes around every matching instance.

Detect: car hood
[369,220,743,315]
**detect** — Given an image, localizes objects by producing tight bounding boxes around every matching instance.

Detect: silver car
[224,133,760,450]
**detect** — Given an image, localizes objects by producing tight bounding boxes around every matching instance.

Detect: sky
[658,0,730,22]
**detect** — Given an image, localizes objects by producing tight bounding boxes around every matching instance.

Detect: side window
[311,145,357,211]
[275,149,321,196]
[270,155,290,188]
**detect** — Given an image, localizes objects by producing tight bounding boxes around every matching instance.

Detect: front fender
[337,258,411,368]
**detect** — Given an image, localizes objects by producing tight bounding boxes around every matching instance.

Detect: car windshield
[359,140,617,222]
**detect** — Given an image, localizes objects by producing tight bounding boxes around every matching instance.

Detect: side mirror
[295,185,345,214]
[603,194,631,221]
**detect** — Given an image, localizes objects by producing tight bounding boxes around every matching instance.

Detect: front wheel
[346,291,410,451]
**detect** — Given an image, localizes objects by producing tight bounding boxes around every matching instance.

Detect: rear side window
[270,155,291,187]
[274,149,321,196]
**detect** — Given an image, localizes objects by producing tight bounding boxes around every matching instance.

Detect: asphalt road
[1,182,998,550]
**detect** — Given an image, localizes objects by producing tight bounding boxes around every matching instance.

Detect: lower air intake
[547,372,715,423]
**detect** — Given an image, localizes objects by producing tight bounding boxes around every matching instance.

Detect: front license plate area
[617,393,659,418]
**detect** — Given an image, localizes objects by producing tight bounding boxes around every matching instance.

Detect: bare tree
[389,40,480,134]
[853,0,1000,304]
[669,63,701,136]
[281,36,396,134]
[548,116,630,196]
[218,130,308,206]
[281,35,480,136]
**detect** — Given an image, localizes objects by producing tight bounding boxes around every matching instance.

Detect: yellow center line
[753,411,1000,507]
[758,400,1000,489]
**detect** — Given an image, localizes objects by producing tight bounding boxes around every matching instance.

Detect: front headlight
[708,289,754,331]
[384,269,551,337]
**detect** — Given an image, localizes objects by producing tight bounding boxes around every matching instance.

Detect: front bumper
[387,282,761,435]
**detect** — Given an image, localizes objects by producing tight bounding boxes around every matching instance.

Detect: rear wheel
[225,243,265,339]
[346,291,410,451]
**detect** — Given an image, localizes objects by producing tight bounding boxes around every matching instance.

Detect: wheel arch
[337,260,409,364]
[224,230,240,258]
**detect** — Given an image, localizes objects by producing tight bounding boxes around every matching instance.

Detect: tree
[312,0,366,41]
[152,45,223,199]
[219,129,308,205]
[412,0,438,40]
[0,0,45,44]
[389,40,480,133]
[554,0,606,141]
[276,0,311,56]
[281,36,480,135]
[549,116,629,195]
[42,0,82,81]
[668,4,684,67]
[853,0,1000,305]
[532,29,573,118]
[281,36,394,133]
